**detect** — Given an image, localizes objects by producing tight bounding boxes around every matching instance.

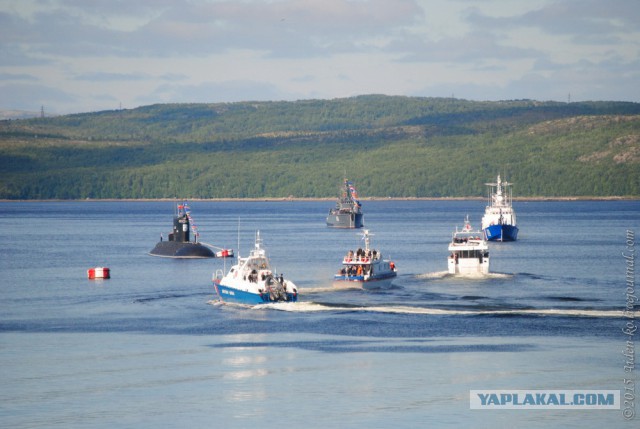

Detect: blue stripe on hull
[483,224,519,242]
[214,282,297,305]
[333,273,396,289]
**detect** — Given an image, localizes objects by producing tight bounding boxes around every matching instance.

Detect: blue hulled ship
[481,175,519,242]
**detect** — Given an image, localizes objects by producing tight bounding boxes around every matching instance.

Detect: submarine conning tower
[170,212,190,242]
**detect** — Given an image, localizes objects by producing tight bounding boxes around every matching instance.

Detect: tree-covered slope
[1,95,638,199]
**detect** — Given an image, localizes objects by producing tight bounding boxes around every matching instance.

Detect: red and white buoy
[216,249,234,258]
[87,267,110,279]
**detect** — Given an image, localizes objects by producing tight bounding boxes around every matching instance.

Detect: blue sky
[1,0,638,114]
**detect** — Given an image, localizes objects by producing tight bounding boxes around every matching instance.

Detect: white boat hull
[332,273,396,290]
[448,256,490,275]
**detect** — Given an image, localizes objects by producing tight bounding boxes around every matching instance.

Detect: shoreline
[1,196,638,203]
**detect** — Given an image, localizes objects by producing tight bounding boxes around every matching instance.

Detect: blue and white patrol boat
[333,229,397,289]
[481,175,519,242]
[448,216,490,275]
[212,231,298,305]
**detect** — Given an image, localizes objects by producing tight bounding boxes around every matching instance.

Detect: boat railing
[451,234,486,247]
[342,253,382,264]
[342,257,372,264]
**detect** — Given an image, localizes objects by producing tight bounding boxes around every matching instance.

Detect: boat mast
[255,230,262,251]
[236,217,241,260]
[486,175,513,208]
[485,178,495,208]
[362,229,372,252]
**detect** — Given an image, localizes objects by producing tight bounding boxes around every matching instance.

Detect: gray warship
[326,179,364,229]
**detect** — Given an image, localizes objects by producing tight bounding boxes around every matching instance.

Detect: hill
[0,95,639,199]
[0,109,42,120]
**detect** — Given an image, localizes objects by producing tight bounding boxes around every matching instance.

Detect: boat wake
[416,271,450,279]
[415,271,513,280]
[135,292,209,303]
[302,286,351,294]
[256,301,635,319]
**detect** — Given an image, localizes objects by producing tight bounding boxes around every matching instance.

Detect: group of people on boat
[452,236,482,244]
[245,269,285,285]
[245,269,264,283]
[344,248,379,262]
[337,247,396,278]
[339,264,371,277]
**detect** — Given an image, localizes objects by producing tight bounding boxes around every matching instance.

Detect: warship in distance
[326,179,364,228]
[149,201,215,258]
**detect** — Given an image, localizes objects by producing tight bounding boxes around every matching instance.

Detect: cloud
[0,0,638,113]
[1,0,424,59]
[466,0,639,40]
[0,44,51,67]
[394,30,541,63]
[415,55,640,102]
[0,72,38,81]
[75,72,149,81]
[120,0,425,58]
[0,83,76,111]
[159,73,189,82]
[73,71,189,83]
[56,0,176,17]
[138,80,292,104]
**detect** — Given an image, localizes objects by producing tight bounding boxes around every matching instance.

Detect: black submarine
[149,202,215,258]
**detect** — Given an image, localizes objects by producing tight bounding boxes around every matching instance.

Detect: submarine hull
[149,241,215,258]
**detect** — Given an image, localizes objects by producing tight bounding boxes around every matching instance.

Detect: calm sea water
[1,200,638,428]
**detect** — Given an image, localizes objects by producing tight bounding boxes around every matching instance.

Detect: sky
[1,0,639,114]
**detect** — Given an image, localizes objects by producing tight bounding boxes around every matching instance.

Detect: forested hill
[1,95,639,199]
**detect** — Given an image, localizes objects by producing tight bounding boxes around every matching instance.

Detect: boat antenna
[237,217,241,259]
[360,229,373,252]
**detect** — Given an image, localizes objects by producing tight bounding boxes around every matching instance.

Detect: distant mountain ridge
[0,109,42,120]
[1,95,639,199]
